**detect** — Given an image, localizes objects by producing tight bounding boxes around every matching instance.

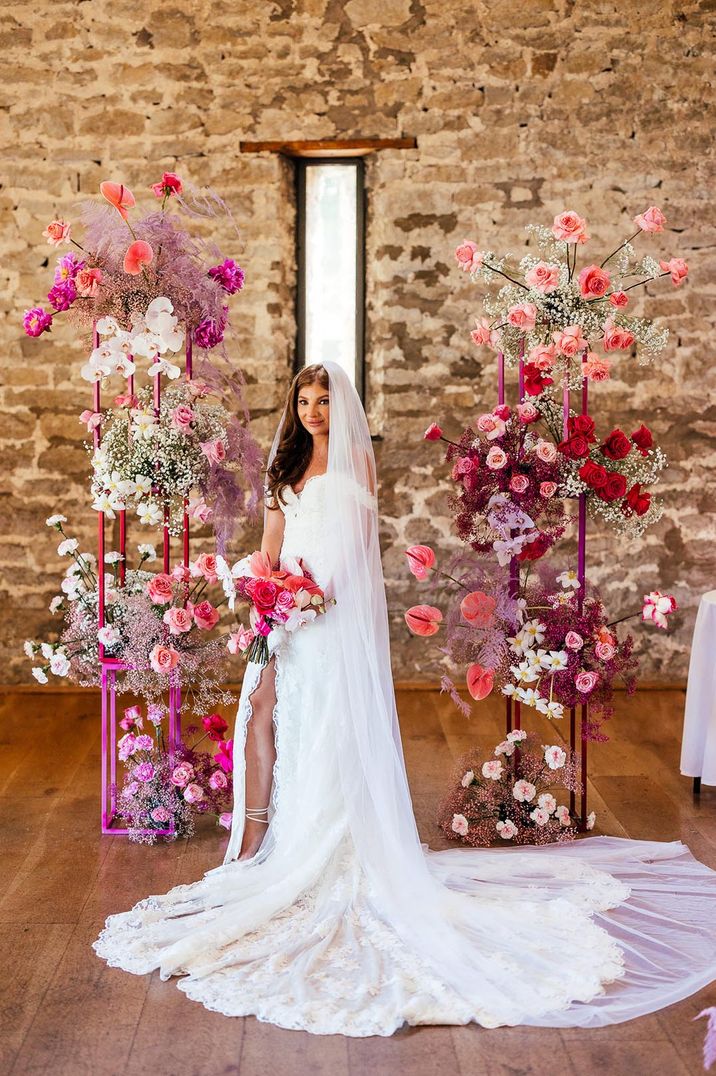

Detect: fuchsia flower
[659,257,689,286]
[54,252,85,282]
[404,604,443,637]
[208,258,245,294]
[150,171,183,198]
[633,205,666,232]
[552,210,590,244]
[23,307,53,337]
[47,280,77,311]
[405,545,436,580]
[42,219,72,246]
[120,705,142,731]
[423,422,443,441]
[215,738,234,773]
[194,315,225,350]
[642,591,677,629]
[123,240,154,275]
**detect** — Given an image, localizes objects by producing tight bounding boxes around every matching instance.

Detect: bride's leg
[239,656,277,860]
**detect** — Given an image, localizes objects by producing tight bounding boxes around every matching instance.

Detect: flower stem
[599,229,641,269]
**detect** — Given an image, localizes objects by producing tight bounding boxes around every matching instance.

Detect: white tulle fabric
[94,362,716,1035]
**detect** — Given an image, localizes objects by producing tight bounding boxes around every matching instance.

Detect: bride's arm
[261,498,285,570]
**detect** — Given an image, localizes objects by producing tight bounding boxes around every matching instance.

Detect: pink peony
[42,219,72,246]
[171,762,194,787]
[534,439,557,463]
[404,604,443,637]
[510,474,529,494]
[552,210,590,244]
[200,438,226,464]
[123,240,154,275]
[218,812,233,830]
[454,240,483,272]
[171,405,195,432]
[75,267,103,297]
[146,573,174,605]
[193,600,220,631]
[163,606,193,635]
[578,264,611,299]
[539,481,558,498]
[608,291,629,307]
[209,769,228,791]
[633,205,666,233]
[517,402,539,424]
[659,257,689,287]
[565,631,584,650]
[451,813,469,836]
[525,261,560,293]
[552,324,588,357]
[149,644,180,674]
[405,545,436,580]
[575,670,600,694]
[486,446,508,470]
[595,641,616,661]
[423,422,443,441]
[183,783,204,804]
[507,302,537,331]
[466,663,494,701]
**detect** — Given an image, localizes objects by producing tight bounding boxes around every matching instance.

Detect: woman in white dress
[94,360,716,1037]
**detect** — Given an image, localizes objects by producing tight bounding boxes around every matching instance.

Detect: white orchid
[137,500,163,526]
[501,682,518,697]
[91,447,108,471]
[91,493,117,519]
[80,354,113,383]
[144,297,185,352]
[526,648,551,670]
[147,357,182,380]
[283,607,317,633]
[508,631,528,656]
[535,699,564,720]
[544,650,569,671]
[96,315,121,335]
[556,569,580,590]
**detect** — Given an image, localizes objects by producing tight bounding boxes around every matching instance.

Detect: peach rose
[193,600,220,631]
[76,267,103,297]
[404,605,443,637]
[510,474,529,494]
[534,439,558,463]
[603,320,634,352]
[194,552,218,583]
[149,643,180,674]
[476,413,506,439]
[540,481,558,498]
[552,324,588,357]
[486,446,508,470]
[659,257,688,287]
[200,438,226,464]
[525,261,560,293]
[455,240,483,272]
[517,402,539,423]
[582,355,611,382]
[633,205,666,233]
[528,342,557,371]
[42,219,72,246]
[146,573,174,605]
[578,264,611,299]
[551,210,589,244]
[608,291,629,308]
[470,317,493,345]
[163,606,193,635]
[507,302,537,331]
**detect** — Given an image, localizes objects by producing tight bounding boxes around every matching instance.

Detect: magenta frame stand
[502,343,590,831]
[95,328,193,836]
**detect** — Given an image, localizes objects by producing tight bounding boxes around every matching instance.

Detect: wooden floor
[1,684,714,1076]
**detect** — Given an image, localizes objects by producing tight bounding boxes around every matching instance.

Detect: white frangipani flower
[544,650,569,671]
[91,493,117,519]
[516,687,542,706]
[134,475,152,495]
[510,661,539,685]
[522,618,546,644]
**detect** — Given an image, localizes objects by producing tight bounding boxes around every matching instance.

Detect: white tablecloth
[681,590,716,786]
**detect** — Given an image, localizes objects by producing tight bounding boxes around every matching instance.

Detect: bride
[94,359,716,1036]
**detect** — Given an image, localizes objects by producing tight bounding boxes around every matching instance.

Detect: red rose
[626,482,651,516]
[202,713,229,742]
[600,428,632,461]
[251,579,279,613]
[523,362,553,397]
[558,434,590,460]
[569,414,596,441]
[517,532,551,562]
[578,460,608,490]
[631,423,653,456]
[599,472,628,501]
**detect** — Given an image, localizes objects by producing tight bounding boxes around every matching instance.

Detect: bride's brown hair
[266,363,329,508]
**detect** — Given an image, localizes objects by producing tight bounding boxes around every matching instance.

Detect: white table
[681,590,716,791]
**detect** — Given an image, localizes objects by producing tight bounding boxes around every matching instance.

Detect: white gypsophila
[523,223,566,262]
[634,255,663,280]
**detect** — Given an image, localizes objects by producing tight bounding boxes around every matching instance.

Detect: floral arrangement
[25,517,233,714]
[218,549,336,666]
[114,701,234,844]
[456,204,687,386]
[438,730,592,846]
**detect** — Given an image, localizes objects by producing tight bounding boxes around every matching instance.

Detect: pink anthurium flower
[404,605,443,637]
[79,409,102,432]
[99,181,136,220]
[460,591,497,628]
[123,240,154,275]
[249,549,273,579]
[466,663,494,700]
[405,545,436,580]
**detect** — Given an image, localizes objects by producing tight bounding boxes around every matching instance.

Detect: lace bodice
[276,473,333,586]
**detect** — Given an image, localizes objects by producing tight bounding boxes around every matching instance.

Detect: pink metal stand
[94,325,193,836]
[501,342,590,830]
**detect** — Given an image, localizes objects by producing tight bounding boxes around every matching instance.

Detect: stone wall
[2,0,714,685]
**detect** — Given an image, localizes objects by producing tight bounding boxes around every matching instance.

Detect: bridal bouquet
[218,550,335,667]
[114,702,234,844]
[439,731,589,846]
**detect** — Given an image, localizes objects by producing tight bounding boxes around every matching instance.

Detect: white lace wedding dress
[93,471,716,1036]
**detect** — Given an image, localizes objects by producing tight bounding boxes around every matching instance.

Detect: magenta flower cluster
[208,258,245,295]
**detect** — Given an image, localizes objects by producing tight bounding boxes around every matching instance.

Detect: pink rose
[595,641,616,661]
[218,812,233,830]
[539,481,558,498]
[578,264,611,299]
[470,317,495,346]
[183,783,204,804]
[455,240,483,272]
[517,402,539,424]
[200,438,226,464]
[510,474,529,494]
[552,324,588,357]
[608,291,629,308]
[114,392,139,408]
[42,219,72,246]
[451,813,469,836]
[171,564,192,583]
[534,439,558,463]
[150,806,171,824]
[659,257,688,287]
[146,573,174,605]
[194,552,218,583]
[209,769,228,791]
[525,261,560,293]
[405,544,436,580]
[227,628,254,654]
[603,320,635,352]
[75,267,103,297]
[193,600,220,631]
[171,405,194,432]
[274,589,295,614]
[634,205,666,233]
[120,704,142,731]
[583,355,611,382]
[493,404,510,420]
[423,422,443,441]
[565,631,584,650]
[163,606,193,635]
[575,670,600,694]
[404,605,443,637]
[476,413,506,439]
[188,495,214,523]
[507,302,537,331]
[171,762,194,787]
[551,210,590,245]
[486,446,508,470]
[528,343,557,371]
[149,644,180,674]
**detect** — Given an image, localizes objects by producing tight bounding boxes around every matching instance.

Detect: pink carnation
[451,813,469,836]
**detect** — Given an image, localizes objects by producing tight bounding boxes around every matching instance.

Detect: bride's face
[296,381,330,437]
